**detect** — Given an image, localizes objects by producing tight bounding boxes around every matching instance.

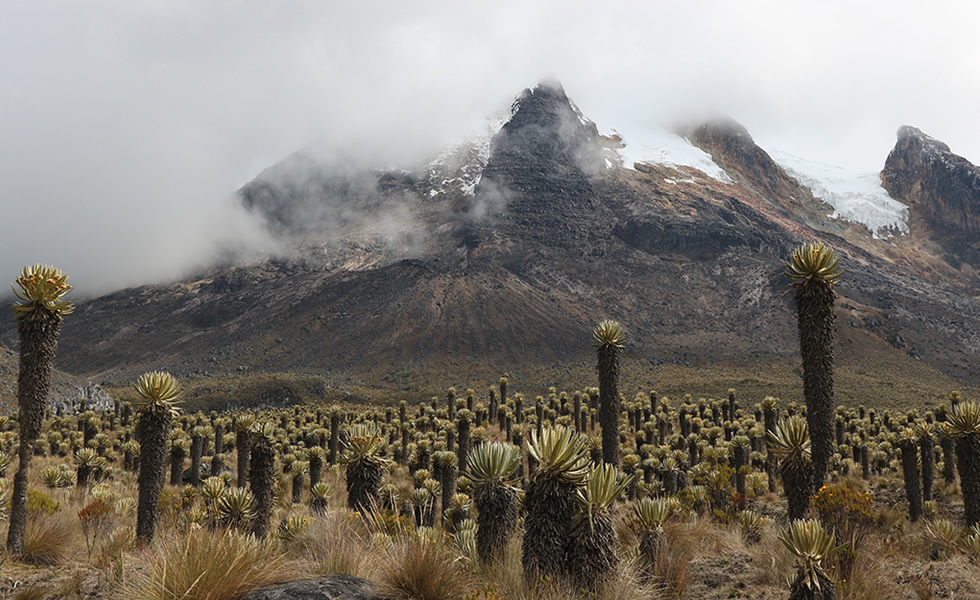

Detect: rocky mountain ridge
[4,81,980,405]
[882,125,980,269]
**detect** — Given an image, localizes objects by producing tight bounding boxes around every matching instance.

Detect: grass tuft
[120,525,293,600]
[295,509,376,579]
[12,585,48,600]
[23,511,78,566]
[376,536,474,600]
[646,519,696,597]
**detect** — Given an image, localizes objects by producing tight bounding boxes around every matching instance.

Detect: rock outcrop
[242,575,383,600]
[881,125,980,266]
[240,154,418,236]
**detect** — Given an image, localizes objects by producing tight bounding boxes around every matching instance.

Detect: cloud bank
[2,1,977,295]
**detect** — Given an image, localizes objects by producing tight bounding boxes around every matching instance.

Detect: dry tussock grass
[23,509,80,566]
[289,509,378,579]
[375,535,475,600]
[837,543,904,600]
[119,525,296,600]
[751,523,797,587]
[648,518,699,597]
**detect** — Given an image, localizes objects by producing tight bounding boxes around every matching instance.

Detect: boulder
[242,575,385,600]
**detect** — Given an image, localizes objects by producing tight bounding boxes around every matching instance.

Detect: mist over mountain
[4,2,980,299]
[4,80,977,410]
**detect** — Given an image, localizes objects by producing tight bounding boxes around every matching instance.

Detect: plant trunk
[920,435,934,503]
[597,345,621,467]
[941,436,956,485]
[7,312,61,556]
[522,477,577,582]
[735,447,748,510]
[956,435,980,527]
[564,513,618,593]
[292,472,304,504]
[171,446,186,485]
[190,435,203,487]
[475,483,517,564]
[249,439,276,538]
[346,459,383,514]
[136,408,172,543]
[457,417,471,474]
[788,568,836,600]
[782,458,813,522]
[211,453,223,479]
[795,282,836,490]
[329,414,340,465]
[899,439,922,522]
[309,455,322,490]
[236,430,251,488]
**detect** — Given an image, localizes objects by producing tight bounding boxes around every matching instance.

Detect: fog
[2,1,977,296]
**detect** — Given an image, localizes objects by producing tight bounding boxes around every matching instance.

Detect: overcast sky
[2,1,978,296]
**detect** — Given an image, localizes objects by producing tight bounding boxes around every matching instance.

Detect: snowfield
[569,101,733,184]
[609,125,734,184]
[770,149,910,238]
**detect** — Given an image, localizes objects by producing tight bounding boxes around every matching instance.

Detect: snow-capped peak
[770,150,910,238]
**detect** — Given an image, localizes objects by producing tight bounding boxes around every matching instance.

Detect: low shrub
[813,482,876,584]
[26,489,60,515]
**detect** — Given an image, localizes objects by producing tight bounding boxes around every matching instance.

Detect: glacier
[770,149,910,238]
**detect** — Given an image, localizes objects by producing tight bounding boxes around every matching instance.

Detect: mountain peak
[686,117,816,212]
[457,79,609,251]
[882,125,980,265]
[503,80,589,146]
[683,116,754,143]
[895,125,952,155]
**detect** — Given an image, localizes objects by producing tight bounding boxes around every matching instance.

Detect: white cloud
[1,1,978,294]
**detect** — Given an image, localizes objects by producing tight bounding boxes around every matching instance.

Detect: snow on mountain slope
[569,101,733,184]
[422,117,507,197]
[770,149,910,238]
[610,125,734,184]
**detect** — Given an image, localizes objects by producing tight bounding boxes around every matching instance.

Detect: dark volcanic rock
[686,118,793,198]
[881,125,980,266]
[464,81,611,254]
[242,575,384,600]
[612,185,793,260]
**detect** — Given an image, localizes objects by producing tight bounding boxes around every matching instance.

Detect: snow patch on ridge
[423,117,507,198]
[569,103,732,184]
[770,150,910,238]
[612,126,733,184]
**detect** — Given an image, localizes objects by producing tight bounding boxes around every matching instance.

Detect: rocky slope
[5,81,980,403]
[882,125,980,269]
